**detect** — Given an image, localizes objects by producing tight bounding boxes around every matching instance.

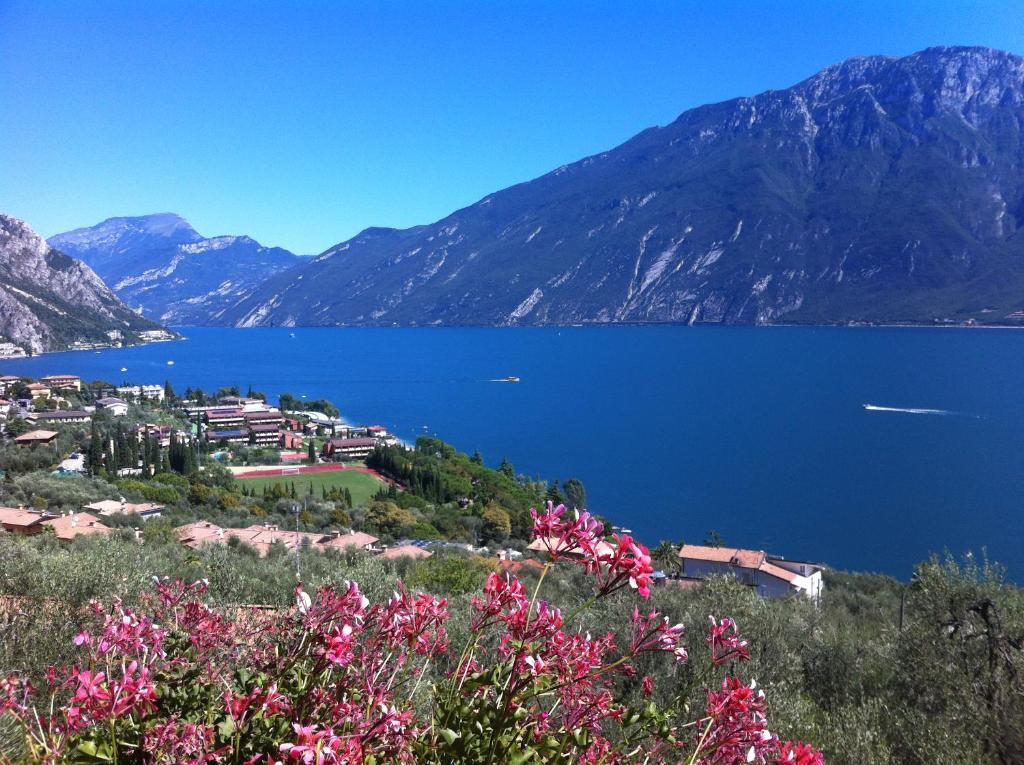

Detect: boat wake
[863,403,975,417]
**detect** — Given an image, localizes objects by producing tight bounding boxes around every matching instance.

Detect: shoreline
[0,334,186,363]
[162,321,1024,331]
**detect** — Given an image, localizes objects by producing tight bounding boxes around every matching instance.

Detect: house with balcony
[248,424,281,446]
[675,544,824,601]
[322,437,378,461]
[25,383,51,399]
[204,408,246,429]
[28,410,91,425]
[96,397,129,416]
[116,384,165,402]
[245,410,285,428]
[14,430,59,447]
[206,428,250,444]
[41,375,81,392]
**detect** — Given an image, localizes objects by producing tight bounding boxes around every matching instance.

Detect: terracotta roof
[14,430,59,443]
[758,561,802,584]
[526,536,616,558]
[42,512,113,540]
[84,500,164,516]
[678,544,814,585]
[176,521,226,544]
[379,544,433,560]
[0,507,45,528]
[497,558,545,574]
[677,545,766,569]
[320,531,379,550]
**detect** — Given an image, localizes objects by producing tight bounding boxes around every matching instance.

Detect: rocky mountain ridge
[216,46,1024,328]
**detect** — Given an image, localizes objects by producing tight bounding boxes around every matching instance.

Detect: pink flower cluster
[708,616,751,666]
[0,503,825,764]
[530,502,656,598]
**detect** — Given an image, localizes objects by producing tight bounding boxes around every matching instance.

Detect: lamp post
[293,501,301,580]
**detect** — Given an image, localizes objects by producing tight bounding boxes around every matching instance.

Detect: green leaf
[217,718,236,738]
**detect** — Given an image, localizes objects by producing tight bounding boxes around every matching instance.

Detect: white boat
[120,367,128,372]
[167,360,175,365]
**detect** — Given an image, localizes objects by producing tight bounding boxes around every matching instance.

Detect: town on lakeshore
[0,369,824,599]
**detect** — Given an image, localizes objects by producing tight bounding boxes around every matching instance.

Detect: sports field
[237,468,385,506]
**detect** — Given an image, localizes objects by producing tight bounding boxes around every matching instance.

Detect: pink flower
[775,741,825,765]
[630,608,688,664]
[530,502,605,560]
[376,583,449,655]
[641,675,655,697]
[701,677,776,764]
[594,534,655,599]
[707,616,750,666]
[471,572,527,630]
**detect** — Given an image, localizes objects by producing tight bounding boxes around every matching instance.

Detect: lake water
[2,325,1022,579]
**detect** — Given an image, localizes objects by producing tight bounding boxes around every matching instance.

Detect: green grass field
[238,470,385,506]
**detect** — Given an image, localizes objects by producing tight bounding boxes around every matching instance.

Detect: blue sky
[2,1,1022,254]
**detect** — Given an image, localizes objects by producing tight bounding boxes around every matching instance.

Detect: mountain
[49,214,303,324]
[0,214,170,353]
[220,46,1024,328]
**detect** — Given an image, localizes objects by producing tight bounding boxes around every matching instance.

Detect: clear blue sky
[2,1,1022,254]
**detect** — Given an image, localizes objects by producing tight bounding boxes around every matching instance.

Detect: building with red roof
[676,544,824,600]
[379,544,433,561]
[0,507,47,535]
[42,512,114,540]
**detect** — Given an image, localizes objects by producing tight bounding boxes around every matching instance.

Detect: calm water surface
[2,326,1021,578]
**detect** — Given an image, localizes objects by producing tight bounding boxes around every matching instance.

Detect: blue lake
[2,325,1022,579]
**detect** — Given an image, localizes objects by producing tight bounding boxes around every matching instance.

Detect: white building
[96,397,129,417]
[116,385,165,402]
[676,544,824,601]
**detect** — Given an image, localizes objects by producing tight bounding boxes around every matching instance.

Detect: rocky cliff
[0,214,167,353]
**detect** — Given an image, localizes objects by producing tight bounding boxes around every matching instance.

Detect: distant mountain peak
[104,212,197,236]
[49,215,302,325]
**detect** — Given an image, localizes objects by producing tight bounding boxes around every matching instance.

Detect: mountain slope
[0,214,168,353]
[50,214,303,324]
[222,46,1024,327]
